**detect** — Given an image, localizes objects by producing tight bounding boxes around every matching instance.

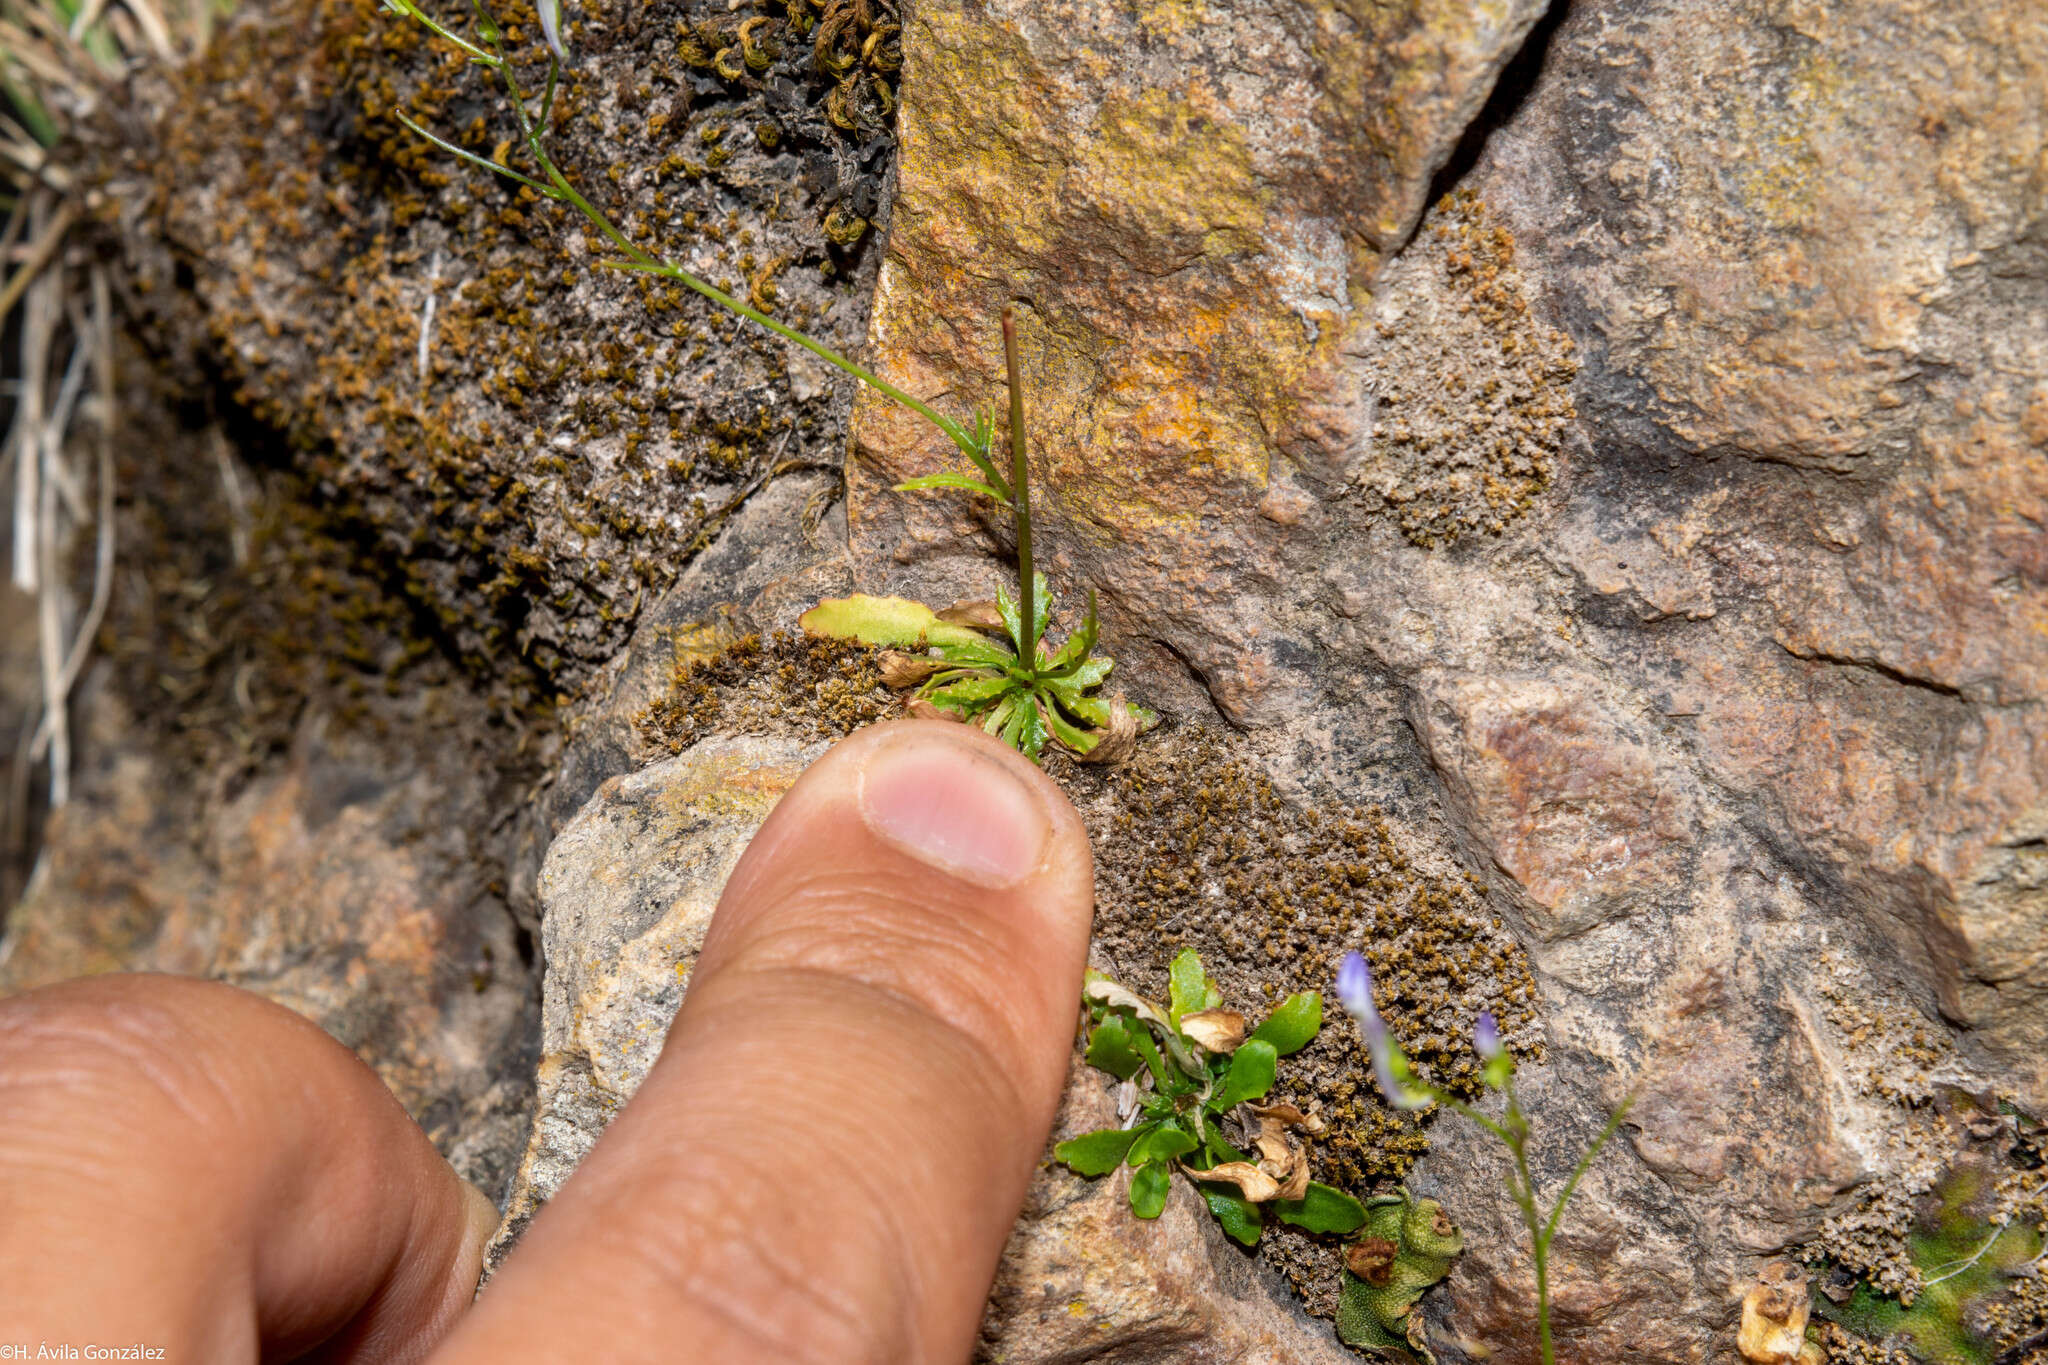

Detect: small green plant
[1055,949,1367,1244]
[1336,950,1632,1365]
[1813,1166,2046,1365]
[382,0,1148,762]
[1337,1189,1465,1364]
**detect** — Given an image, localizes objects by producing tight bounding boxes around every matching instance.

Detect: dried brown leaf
[904,698,965,724]
[1252,1119,1310,1200]
[1248,1101,1326,1135]
[878,650,943,688]
[1082,976,1170,1030]
[1077,693,1140,766]
[1184,1161,1281,1203]
[937,599,1004,630]
[1346,1236,1398,1286]
[1179,1009,1246,1053]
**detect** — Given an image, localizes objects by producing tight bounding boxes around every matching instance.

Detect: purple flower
[537,0,566,61]
[1335,952,1430,1110]
[1474,1010,1504,1062]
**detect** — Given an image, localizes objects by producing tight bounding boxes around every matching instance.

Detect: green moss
[1816,1165,2048,1365]
[1336,1191,1464,1364]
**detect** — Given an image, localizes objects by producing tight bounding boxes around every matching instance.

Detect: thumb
[435,719,1095,1365]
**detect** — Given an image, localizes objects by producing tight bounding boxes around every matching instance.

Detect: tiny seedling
[1055,949,1366,1246]
[1336,950,1633,1365]
[382,0,1150,762]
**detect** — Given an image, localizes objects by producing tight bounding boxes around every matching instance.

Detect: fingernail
[857,729,1050,888]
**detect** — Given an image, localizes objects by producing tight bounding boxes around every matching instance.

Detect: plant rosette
[1053,948,1364,1246]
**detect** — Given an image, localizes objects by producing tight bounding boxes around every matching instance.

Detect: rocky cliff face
[4,0,2044,1361]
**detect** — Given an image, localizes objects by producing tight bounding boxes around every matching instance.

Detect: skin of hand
[0,719,1095,1364]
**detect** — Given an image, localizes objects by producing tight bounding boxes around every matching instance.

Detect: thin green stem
[1001,308,1037,669]
[1507,1137,1554,1365]
[1540,1094,1634,1249]
[394,1,986,470]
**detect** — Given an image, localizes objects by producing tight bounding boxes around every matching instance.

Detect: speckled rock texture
[6,0,2045,1361]
[487,733,825,1258]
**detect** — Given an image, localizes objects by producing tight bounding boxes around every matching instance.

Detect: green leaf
[1271,1182,1367,1234]
[980,694,1019,734]
[1168,948,1222,1023]
[1128,1161,1171,1219]
[1128,1122,1198,1167]
[1482,1052,1514,1090]
[893,471,1013,505]
[931,634,1016,669]
[1211,1040,1278,1111]
[1047,689,1111,727]
[926,675,1014,708]
[1014,699,1048,763]
[1043,657,1113,696]
[1054,1126,1142,1177]
[1203,1126,1249,1166]
[799,594,939,648]
[1128,1028,1183,1095]
[1084,1015,1145,1081]
[994,572,1053,661]
[1248,992,1323,1057]
[1203,1189,1265,1247]
[1039,694,1100,755]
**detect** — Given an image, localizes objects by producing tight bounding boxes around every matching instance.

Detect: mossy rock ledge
[4,0,2045,1362]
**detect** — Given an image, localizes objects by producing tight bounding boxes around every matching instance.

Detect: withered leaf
[1248,1100,1327,1135]
[1184,1160,1282,1203]
[1252,1120,1310,1201]
[937,600,1005,630]
[878,651,944,688]
[1345,1236,1399,1286]
[1077,694,1141,767]
[1179,1009,1246,1053]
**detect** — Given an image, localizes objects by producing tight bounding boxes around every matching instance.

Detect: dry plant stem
[1001,307,1036,666]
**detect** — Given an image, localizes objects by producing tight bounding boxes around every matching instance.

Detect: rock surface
[6,0,2045,1361]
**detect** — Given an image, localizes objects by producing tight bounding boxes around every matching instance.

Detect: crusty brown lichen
[109,0,896,687]
[1356,187,1578,547]
[635,629,894,753]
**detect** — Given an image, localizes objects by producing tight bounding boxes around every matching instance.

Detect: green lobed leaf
[1271,1182,1367,1235]
[1054,1126,1143,1177]
[1128,1122,1198,1167]
[1248,992,1323,1057]
[1084,1015,1145,1081]
[931,634,1016,669]
[1043,657,1114,695]
[1039,692,1101,755]
[1168,948,1223,1023]
[1203,1189,1265,1247]
[1015,699,1048,762]
[1211,1039,1278,1111]
[926,675,1015,708]
[1128,1161,1171,1219]
[1049,689,1111,727]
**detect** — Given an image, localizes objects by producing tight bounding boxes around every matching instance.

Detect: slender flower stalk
[1332,951,1633,1365]
[383,0,1148,764]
